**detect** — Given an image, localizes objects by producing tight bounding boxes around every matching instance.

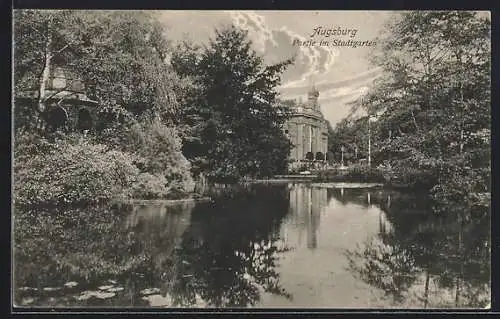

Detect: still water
[13,183,490,309]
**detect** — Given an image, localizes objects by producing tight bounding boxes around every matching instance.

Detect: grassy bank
[313,166,437,190]
[314,167,386,184]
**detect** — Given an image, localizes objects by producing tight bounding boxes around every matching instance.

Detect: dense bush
[124,119,195,198]
[14,119,197,205]
[388,166,438,189]
[14,132,140,206]
[129,172,171,199]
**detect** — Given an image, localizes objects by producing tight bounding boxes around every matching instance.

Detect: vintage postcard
[12,10,491,310]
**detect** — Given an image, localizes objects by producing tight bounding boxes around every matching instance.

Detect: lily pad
[94,291,116,299]
[140,288,160,295]
[98,285,114,290]
[74,290,116,301]
[64,281,78,288]
[74,291,94,301]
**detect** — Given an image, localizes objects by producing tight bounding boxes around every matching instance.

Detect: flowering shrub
[13,118,196,205]
[125,119,195,197]
[14,133,140,206]
[129,172,170,199]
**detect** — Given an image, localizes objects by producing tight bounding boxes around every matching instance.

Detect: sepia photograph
[12,9,491,309]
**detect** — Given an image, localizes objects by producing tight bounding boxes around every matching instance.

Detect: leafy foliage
[369,12,489,188]
[13,11,196,203]
[171,25,294,182]
[14,132,140,206]
[13,10,188,129]
[125,119,195,198]
[328,118,370,164]
[333,12,490,204]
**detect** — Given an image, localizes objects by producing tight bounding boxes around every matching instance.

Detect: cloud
[281,67,382,97]
[223,11,388,126]
[158,10,391,126]
[227,11,339,88]
[227,11,278,51]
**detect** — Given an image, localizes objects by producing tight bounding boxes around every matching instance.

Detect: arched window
[77,108,93,132]
[305,152,314,161]
[315,152,324,161]
[46,105,68,132]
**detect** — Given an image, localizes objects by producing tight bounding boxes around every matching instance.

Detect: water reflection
[286,184,328,249]
[14,184,293,308]
[327,187,376,208]
[13,183,490,308]
[344,191,491,308]
[164,184,293,307]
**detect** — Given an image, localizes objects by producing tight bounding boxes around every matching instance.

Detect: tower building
[282,82,329,168]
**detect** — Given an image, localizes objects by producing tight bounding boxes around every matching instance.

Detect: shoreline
[124,196,211,205]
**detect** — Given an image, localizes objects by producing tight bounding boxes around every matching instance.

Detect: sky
[157,10,398,127]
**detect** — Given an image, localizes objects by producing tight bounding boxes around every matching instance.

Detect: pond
[13,182,490,309]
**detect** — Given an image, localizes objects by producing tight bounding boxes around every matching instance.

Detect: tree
[13,10,196,202]
[14,10,83,131]
[14,10,189,136]
[357,11,490,192]
[329,118,373,164]
[341,13,491,306]
[171,25,294,181]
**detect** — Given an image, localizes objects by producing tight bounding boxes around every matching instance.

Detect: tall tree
[329,117,374,164]
[171,25,294,181]
[13,10,189,135]
[357,11,490,193]
[14,10,83,130]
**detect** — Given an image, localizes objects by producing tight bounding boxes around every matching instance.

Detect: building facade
[283,84,329,167]
[15,66,98,133]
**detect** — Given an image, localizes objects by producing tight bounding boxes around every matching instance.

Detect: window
[77,108,93,131]
[47,105,68,132]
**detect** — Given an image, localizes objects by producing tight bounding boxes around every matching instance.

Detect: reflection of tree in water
[164,183,293,307]
[344,191,490,308]
[345,237,419,304]
[14,184,293,308]
[14,202,161,306]
[328,187,380,208]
